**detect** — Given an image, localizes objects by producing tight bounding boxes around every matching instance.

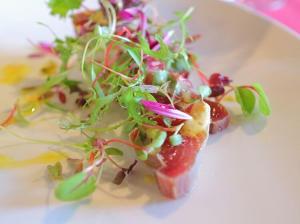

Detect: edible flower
[140,100,192,120]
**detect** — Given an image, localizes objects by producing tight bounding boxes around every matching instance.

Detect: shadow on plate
[207,109,268,146]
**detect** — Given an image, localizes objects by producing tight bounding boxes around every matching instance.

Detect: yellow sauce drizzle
[223,95,236,102]
[143,174,156,185]
[0,151,66,169]
[19,88,45,116]
[0,64,31,85]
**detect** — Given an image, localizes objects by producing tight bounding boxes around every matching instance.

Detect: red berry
[209,86,225,97]
[209,73,223,86]
[58,92,66,104]
[209,73,232,86]
[204,100,230,134]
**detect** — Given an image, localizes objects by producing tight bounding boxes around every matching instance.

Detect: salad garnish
[0,0,271,201]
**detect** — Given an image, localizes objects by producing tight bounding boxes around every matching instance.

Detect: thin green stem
[0,126,85,151]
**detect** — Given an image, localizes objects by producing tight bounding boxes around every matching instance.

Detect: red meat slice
[155,136,205,198]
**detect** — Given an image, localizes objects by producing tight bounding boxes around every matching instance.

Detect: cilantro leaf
[55,172,96,201]
[119,88,156,124]
[235,87,256,115]
[253,83,271,116]
[90,64,105,97]
[139,35,171,61]
[125,47,142,66]
[48,0,83,17]
[54,37,77,70]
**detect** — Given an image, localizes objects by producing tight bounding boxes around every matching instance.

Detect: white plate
[1,0,300,223]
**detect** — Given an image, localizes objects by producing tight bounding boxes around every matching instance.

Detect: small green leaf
[90,64,105,97]
[42,72,67,91]
[105,147,124,156]
[235,87,256,115]
[119,88,155,124]
[48,0,83,17]
[55,172,96,201]
[47,162,63,180]
[153,70,168,85]
[63,78,81,93]
[136,150,148,161]
[172,52,191,72]
[169,134,183,146]
[123,122,137,134]
[126,47,142,66]
[253,83,271,116]
[54,37,77,70]
[139,35,171,61]
[148,131,167,148]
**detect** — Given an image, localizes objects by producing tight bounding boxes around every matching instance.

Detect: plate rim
[220,0,300,40]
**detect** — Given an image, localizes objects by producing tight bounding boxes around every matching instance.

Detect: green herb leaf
[55,172,96,201]
[153,70,168,85]
[119,88,155,124]
[172,52,191,72]
[63,78,81,93]
[136,150,148,161]
[54,37,78,70]
[90,64,105,97]
[105,147,124,156]
[88,92,118,125]
[47,162,63,180]
[148,131,167,149]
[123,122,137,134]
[42,72,67,91]
[235,87,256,115]
[252,83,271,116]
[139,35,171,61]
[125,47,142,66]
[48,0,83,17]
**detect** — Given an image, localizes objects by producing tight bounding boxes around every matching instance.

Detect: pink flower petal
[118,10,135,21]
[141,100,192,120]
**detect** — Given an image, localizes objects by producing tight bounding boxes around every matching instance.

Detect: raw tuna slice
[153,100,211,198]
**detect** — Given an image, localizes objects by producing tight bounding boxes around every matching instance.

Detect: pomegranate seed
[209,86,225,97]
[209,73,232,86]
[209,73,223,86]
[204,100,230,134]
[58,92,66,104]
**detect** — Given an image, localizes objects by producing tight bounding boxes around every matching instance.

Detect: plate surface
[0,0,300,223]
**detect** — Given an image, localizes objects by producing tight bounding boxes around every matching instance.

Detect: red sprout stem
[88,151,97,165]
[240,85,258,94]
[104,42,114,67]
[191,61,209,85]
[141,123,177,132]
[104,26,131,68]
[0,104,17,127]
[105,138,145,151]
